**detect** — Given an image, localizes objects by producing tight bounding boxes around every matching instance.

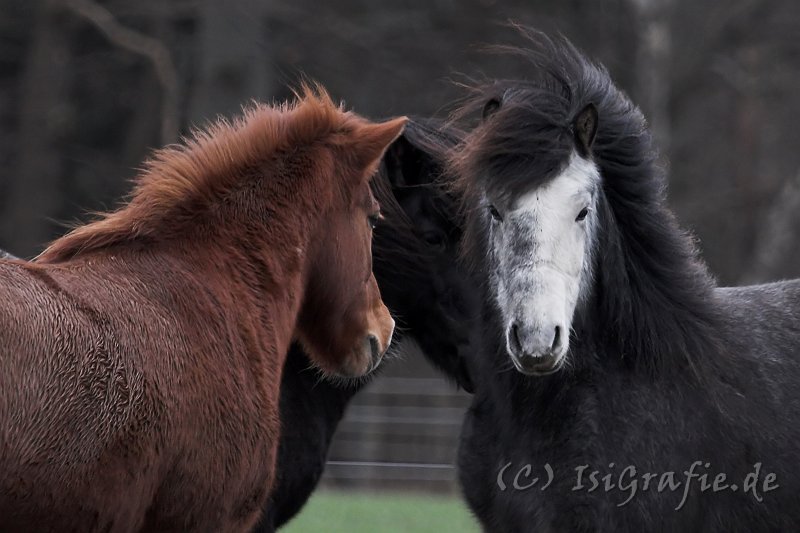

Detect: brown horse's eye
[368,212,382,229]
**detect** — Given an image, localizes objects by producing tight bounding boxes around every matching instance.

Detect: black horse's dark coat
[253,118,478,532]
[452,30,800,532]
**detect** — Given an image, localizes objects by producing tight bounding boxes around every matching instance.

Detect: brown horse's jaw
[333,329,391,379]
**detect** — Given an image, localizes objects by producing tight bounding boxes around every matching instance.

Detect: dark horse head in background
[450,29,800,531]
[254,118,478,532]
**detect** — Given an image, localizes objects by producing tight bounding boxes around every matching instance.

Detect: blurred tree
[630,0,674,154]
[745,169,800,282]
[63,0,180,144]
[0,0,798,278]
[189,0,269,124]
[2,0,69,258]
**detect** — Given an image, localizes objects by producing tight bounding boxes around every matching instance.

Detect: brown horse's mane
[39,85,362,263]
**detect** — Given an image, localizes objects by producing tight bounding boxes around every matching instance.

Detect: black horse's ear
[383,137,407,187]
[573,103,598,155]
[482,97,502,120]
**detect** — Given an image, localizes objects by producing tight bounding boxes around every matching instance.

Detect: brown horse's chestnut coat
[0,88,404,532]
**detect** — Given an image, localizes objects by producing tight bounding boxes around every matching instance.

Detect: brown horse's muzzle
[338,287,394,378]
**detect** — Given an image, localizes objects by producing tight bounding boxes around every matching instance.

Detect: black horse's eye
[482,97,502,120]
[422,231,446,250]
[488,204,503,222]
[368,212,382,229]
[575,207,590,222]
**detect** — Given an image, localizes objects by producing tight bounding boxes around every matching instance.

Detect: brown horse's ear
[353,116,408,172]
[573,103,598,156]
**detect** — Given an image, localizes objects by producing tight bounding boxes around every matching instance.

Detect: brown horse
[0,86,402,532]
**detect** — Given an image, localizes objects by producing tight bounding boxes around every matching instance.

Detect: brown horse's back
[0,255,277,532]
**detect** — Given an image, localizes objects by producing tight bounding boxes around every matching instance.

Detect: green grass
[281,490,480,533]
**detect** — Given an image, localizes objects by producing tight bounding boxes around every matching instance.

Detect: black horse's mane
[451,29,724,375]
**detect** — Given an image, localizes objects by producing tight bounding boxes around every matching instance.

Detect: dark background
[2,0,800,285]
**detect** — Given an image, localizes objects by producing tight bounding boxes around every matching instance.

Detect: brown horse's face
[296,116,406,378]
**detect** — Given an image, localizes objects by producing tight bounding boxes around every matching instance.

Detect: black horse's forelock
[448,30,602,203]
[452,28,724,375]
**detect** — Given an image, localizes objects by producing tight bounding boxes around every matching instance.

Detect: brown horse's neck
[225,198,317,314]
[35,89,374,383]
[40,166,331,385]
[173,178,327,371]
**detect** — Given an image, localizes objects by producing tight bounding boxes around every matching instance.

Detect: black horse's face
[468,100,601,377]
[483,158,598,377]
[399,187,476,388]
[372,133,477,392]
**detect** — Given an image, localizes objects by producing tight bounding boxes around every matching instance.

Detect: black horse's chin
[510,353,563,376]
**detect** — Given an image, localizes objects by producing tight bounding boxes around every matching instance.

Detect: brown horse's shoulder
[0,262,76,334]
[0,260,165,501]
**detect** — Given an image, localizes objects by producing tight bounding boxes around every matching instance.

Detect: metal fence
[320,345,471,493]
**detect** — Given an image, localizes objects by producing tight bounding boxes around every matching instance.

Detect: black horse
[449,30,800,531]
[254,118,477,531]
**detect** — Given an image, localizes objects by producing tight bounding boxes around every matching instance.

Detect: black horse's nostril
[509,323,523,355]
[368,335,380,360]
[551,326,562,353]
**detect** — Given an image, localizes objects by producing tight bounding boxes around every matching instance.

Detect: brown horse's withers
[0,86,402,532]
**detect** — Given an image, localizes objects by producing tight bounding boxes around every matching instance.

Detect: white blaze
[489,152,599,372]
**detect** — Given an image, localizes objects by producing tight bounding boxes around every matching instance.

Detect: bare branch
[61,0,179,144]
